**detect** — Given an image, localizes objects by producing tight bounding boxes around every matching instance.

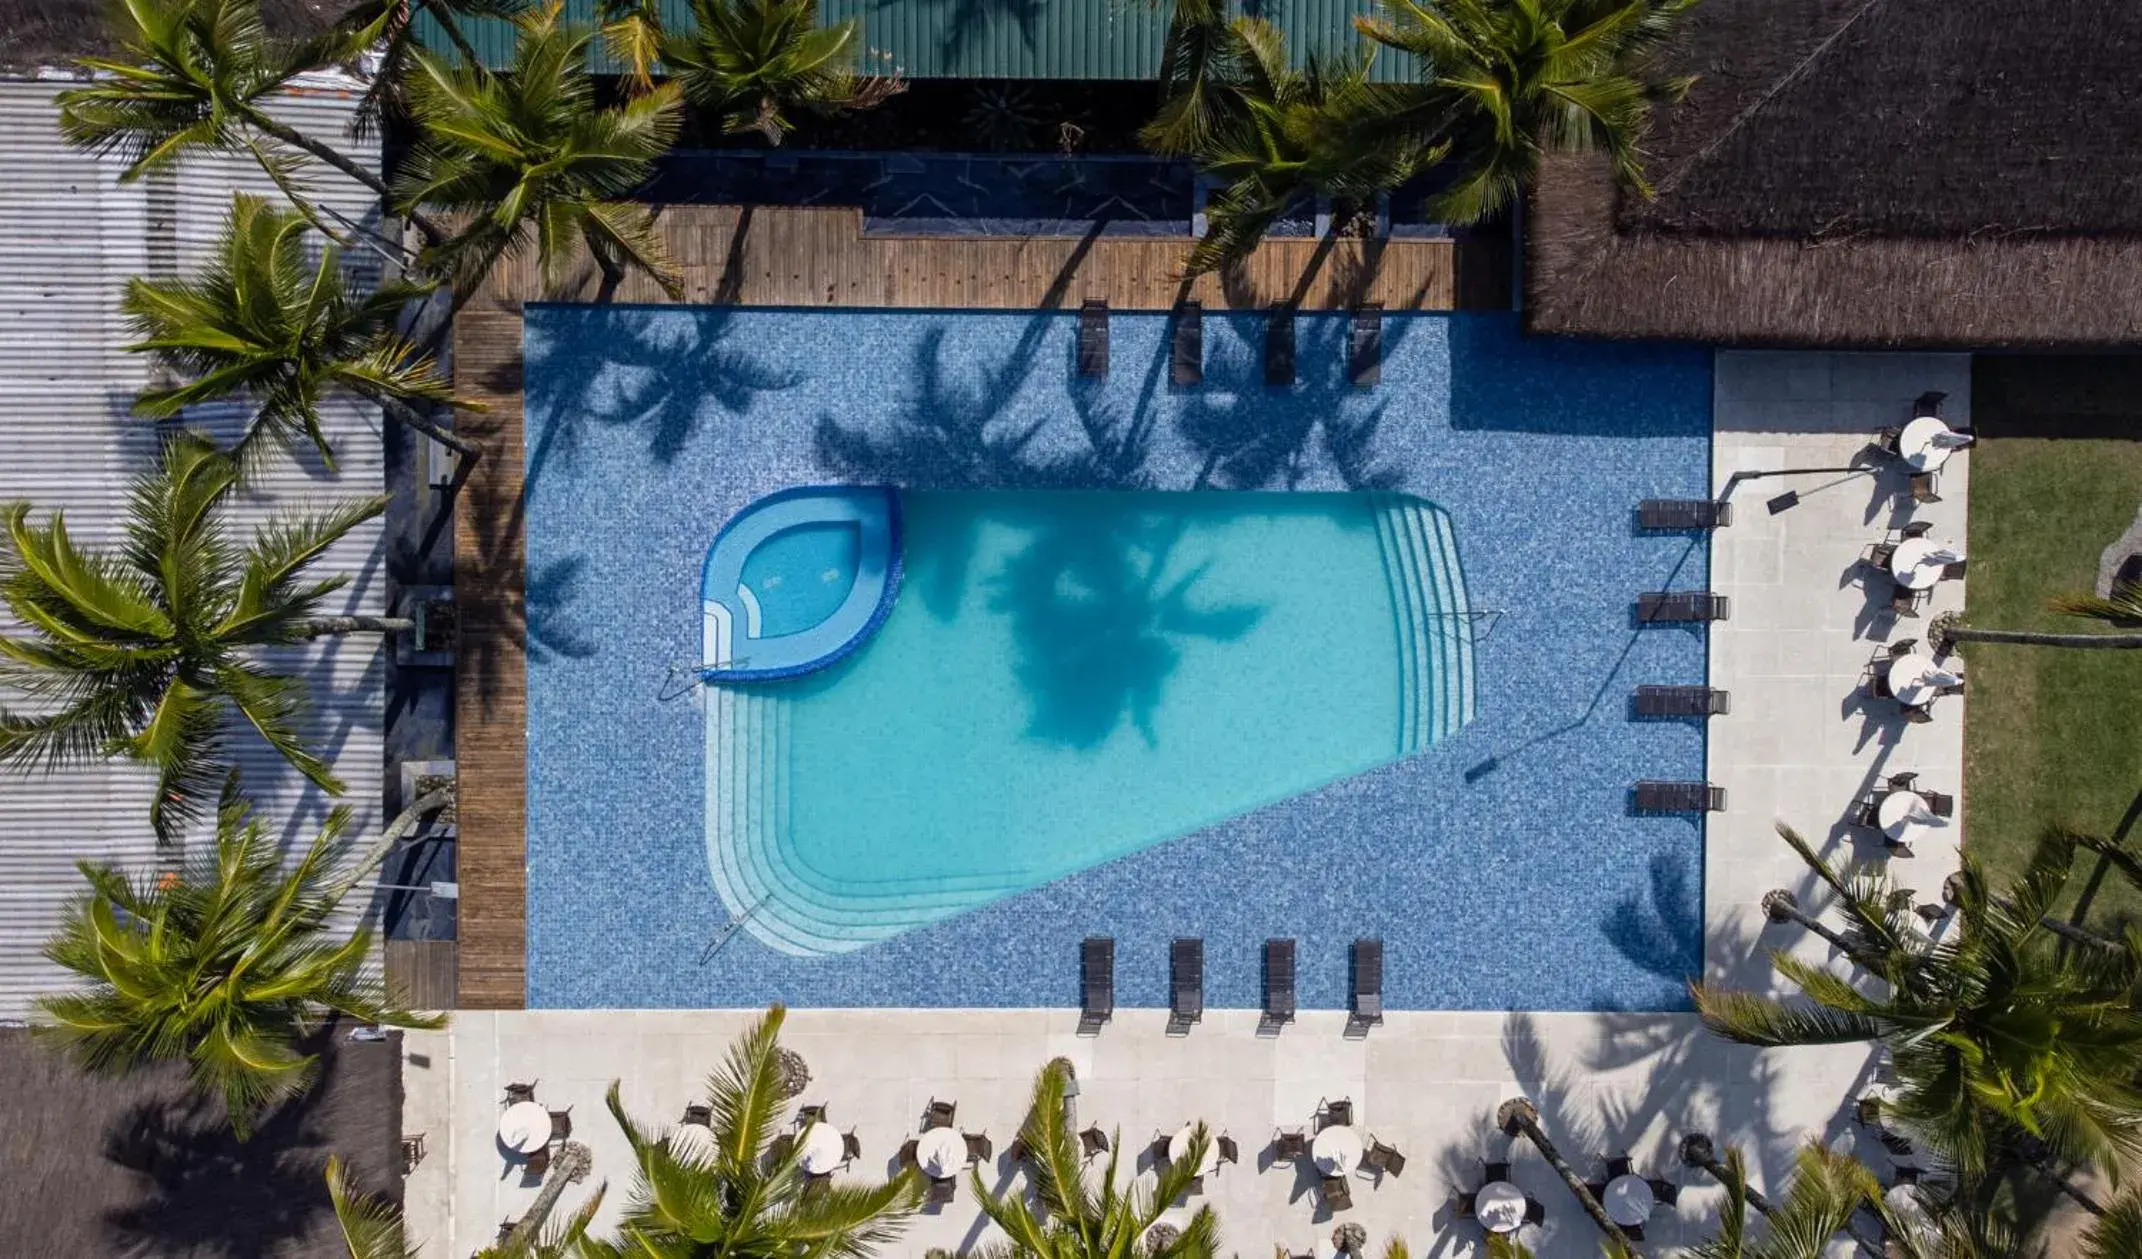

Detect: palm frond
[1691,981,1886,1047]
[327,1154,420,1259]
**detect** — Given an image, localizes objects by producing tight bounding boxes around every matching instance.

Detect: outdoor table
[1311,1125,1364,1176]
[1168,1124,1221,1177]
[1603,1175,1655,1227]
[1879,790,1947,848]
[917,1127,968,1178]
[1888,538,1960,590]
[1899,416,1959,472]
[498,1101,551,1154]
[1476,1180,1527,1235]
[1888,653,1943,707]
[800,1121,845,1174]
[668,1121,717,1163]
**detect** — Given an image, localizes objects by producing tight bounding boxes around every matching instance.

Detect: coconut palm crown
[970,1058,1220,1259]
[0,430,394,843]
[1693,828,2142,1182]
[124,193,462,473]
[394,1,685,297]
[663,0,902,145]
[1357,0,1701,224]
[587,1004,922,1258]
[36,779,440,1139]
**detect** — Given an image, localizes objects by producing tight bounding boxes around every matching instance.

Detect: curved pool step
[1371,494,1478,754]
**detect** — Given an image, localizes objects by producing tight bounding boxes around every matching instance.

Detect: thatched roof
[0,0,344,75]
[0,1024,402,1257]
[1525,0,2142,348]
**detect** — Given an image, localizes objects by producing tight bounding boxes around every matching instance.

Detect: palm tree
[1693,828,2142,1183]
[662,0,904,145]
[1681,1138,1887,1259]
[327,0,526,133]
[328,1150,605,1257]
[394,1,686,298]
[56,0,444,245]
[1932,583,2142,651]
[0,430,401,843]
[123,193,475,471]
[2083,1189,2142,1259]
[600,0,670,91]
[971,1058,1219,1259]
[1494,1098,1637,1250]
[36,781,441,1138]
[1356,0,1701,225]
[587,1005,922,1257]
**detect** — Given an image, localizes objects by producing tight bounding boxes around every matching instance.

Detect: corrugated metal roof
[418,0,1412,81]
[0,78,386,1021]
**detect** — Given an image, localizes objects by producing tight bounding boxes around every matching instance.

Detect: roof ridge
[1653,0,1892,198]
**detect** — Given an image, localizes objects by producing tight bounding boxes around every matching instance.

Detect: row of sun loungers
[1074,300,1383,387]
[1080,937,1382,1033]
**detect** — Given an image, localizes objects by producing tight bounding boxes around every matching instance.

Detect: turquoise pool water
[706,488,1475,954]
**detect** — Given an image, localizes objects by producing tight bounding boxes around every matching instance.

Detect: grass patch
[1963,358,2142,932]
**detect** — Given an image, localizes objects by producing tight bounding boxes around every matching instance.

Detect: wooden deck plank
[451,204,1481,1008]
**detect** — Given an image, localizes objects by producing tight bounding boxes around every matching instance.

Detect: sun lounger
[1077,299,1108,378]
[1266,305,1296,385]
[1080,936,1114,1032]
[1637,499,1733,531]
[1349,304,1382,387]
[1172,301,1203,385]
[1262,938,1296,1030]
[1636,591,1730,623]
[1348,939,1383,1032]
[1169,937,1204,1032]
[1633,781,1726,813]
[1633,685,1730,717]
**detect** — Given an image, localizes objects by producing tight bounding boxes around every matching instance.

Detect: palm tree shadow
[1176,318,1404,492]
[1599,852,1704,987]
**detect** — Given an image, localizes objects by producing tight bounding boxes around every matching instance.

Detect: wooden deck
[385,939,459,1012]
[451,204,1504,1008]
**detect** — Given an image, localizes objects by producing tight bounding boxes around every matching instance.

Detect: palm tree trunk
[1679,1135,1887,1259]
[420,0,486,67]
[242,108,447,246]
[501,1142,593,1252]
[326,784,455,906]
[1940,625,2142,649]
[292,615,416,637]
[1761,891,1886,971]
[380,394,480,462]
[1496,1100,1638,1251]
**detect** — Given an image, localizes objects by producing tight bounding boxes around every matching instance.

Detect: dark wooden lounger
[1637,499,1733,530]
[1170,937,1204,1032]
[1349,304,1382,387]
[1633,781,1727,813]
[1348,938,1383,1032]
[1636,591,1730,623]
[1265,304,1296,385]
[1080,936,1114,1032]
[1077,299,1108,379]
[1262,938,1296,1030]
[1633,685,1730,717]
[1171,300,1203,386]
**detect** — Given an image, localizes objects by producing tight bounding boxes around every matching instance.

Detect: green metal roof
[415,0,1411,81]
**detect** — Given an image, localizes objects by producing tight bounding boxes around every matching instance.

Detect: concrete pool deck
[403,349,1970,1256]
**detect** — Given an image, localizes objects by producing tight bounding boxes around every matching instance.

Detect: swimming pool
[522,308,1713,1011]
[703,489,1475,954]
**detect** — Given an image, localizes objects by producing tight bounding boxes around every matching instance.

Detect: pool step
[1371,494,1478,755]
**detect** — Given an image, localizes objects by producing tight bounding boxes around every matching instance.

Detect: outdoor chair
[1943,559,1968,580]
[1605,1154,1633,1180]
[1172,301,1203,386]
[1633,684,1730,717]
[1484,1160,1512,1183]
[1863,540,1898,572]
[504,1081,538,1105]
[1170,937,1205,1032]
[1006,1136,1028,1165]
[1915,390,1947,419]
[1896,1165,1924,1186]
[842,1130,862,1164]
[1852,795,1882,828]
[1077,300,1108,378]
[401,1133,427,1174]
[549,1107,573,1142]
[1265,304,1297,385]
[898,1139,919,1168]
[924,1100,957,1130]
[1926,791,1954,817]
[1636,591,1730,623]
[1149,1134,1174,1165]
[1322,1174,1355,1211]
[1080,1126,1111,1158]
[1893,585,1929,618]
[1364,1138,1405,1177]
[803,1171,831,1197]
[1864,658,1896,701]
[1454,1190,1478,1218]
[1273,1129,1308,1160]
[525,1145,552,1178]
[1262,937,1297,1029]
[770,1134,795,1165]
[681,1103,712,1126]
[797,1103,827,1124]
[1633,781,1726,813]
[1524,1198,1546,1227]
[1647,1178,1680,1206]
[1585,1180,1608,1203]
[1911,471,1942,503]
[1622,1223,1646,1242]
[1321,1098,1355,1127]
[1887,771,1919,791]
[1349,938,1384,1032]
[1636,499,1732,531]
[1218,1135,1239,1165]
[1901,520,1935,540]
[1903,703,1935,724]
[1868,426,1904,462]
[964,1132,993,1163]
[927,1177,957,1207]
[1350,304,1383,387]
[1080,936,1115,1032]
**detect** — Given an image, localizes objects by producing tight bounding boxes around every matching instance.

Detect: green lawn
[1963,358,2142,931]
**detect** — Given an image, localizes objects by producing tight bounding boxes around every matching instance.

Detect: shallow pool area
[522,308,1713,1011]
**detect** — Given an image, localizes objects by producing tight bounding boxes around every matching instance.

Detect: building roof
[0,1025,402,1258]
[0,0,343,74]
[0,79,386,1018]
[421,0,1410,80]
[1525,0,2142,348]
